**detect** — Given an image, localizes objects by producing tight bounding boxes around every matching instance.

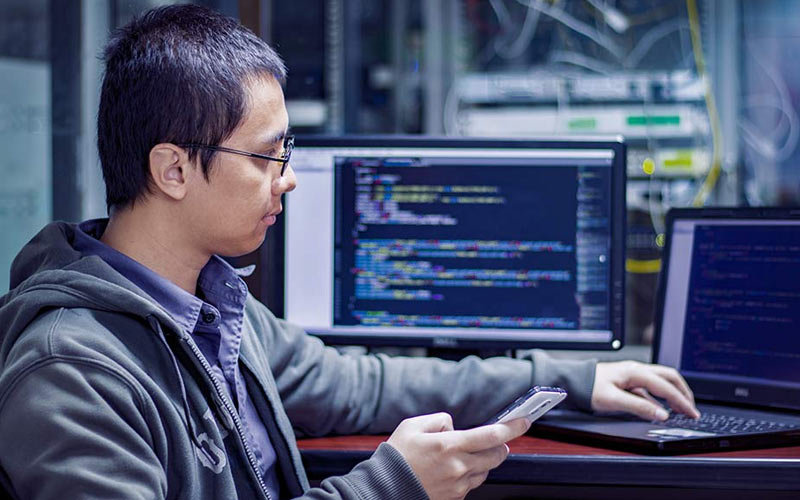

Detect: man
[0,6,698,500]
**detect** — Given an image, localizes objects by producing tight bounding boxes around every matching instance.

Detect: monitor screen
[284,136,626,350]
[654,208,800,410]
[657,215,800,385]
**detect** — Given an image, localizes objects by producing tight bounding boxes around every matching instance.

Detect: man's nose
[274,163,297,193]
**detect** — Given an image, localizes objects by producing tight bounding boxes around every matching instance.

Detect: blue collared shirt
[73,219,280,499]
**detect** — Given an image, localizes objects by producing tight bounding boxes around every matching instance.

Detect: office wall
[0,0,51,294]
[0,59,52,293]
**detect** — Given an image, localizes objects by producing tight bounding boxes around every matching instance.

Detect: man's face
[184,76,296,258]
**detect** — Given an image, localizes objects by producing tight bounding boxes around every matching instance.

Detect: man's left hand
[590,361,700,421]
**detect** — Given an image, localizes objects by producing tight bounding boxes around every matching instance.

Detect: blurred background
[2,0,798,348]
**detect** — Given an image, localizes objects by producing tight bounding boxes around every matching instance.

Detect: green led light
[627,115,681,126]
[568,118,597,130]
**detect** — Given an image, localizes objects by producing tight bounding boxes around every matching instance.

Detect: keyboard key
[660,412,799,435]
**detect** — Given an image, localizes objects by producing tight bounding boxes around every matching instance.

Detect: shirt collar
[73,218,250,334]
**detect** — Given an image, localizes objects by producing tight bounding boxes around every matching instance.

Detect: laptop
[535,207,800,454]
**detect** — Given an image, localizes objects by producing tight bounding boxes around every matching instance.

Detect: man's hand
[591,361,700,421]
[386,412,529,500]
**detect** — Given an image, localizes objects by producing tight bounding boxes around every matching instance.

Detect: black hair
[97,4,286,211]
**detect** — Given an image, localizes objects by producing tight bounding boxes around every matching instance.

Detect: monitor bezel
[653,207,800,411]
[285,135,627,351]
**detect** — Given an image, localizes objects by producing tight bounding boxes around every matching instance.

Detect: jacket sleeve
[0,359,167,500]
[260,306,597,437]
[301,442,428,500]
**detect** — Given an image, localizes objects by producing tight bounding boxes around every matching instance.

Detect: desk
[297,434,800,499]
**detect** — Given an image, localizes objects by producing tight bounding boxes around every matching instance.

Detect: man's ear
[149,143,192,201]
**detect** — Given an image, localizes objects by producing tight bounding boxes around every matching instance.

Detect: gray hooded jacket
[0,222,596,499]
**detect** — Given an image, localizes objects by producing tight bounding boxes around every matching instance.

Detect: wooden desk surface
[297,433,800,494]
[297,433,800,458]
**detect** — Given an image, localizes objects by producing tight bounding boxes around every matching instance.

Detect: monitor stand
[427,347,514,362]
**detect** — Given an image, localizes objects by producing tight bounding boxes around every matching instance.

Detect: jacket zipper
[240,360,305,496]
[185,339,272,500]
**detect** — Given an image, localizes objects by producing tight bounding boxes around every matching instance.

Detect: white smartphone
[484,386,567,425]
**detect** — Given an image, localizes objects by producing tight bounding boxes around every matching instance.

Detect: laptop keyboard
[661,411,800,435]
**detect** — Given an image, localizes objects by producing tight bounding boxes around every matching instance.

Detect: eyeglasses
[179,135,294,176]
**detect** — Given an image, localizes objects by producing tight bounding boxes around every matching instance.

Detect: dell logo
[735,387,750,398]
[432,337,458,348]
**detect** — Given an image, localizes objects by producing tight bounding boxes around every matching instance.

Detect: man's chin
[218,232,269,259]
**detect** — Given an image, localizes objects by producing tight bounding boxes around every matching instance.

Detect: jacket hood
[0,221,211,464]
[0,221,182,364]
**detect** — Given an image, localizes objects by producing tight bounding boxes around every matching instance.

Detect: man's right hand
[386,412,529,500]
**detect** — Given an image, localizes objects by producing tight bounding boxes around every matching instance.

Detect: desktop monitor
[284,136,626,350]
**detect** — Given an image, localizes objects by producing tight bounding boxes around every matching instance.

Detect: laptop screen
[656,213,800,410]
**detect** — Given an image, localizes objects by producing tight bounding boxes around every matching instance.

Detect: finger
[405,412,454,433]
[464,444,509,473]
[649,366,697,405]
[453,471,490,500]
[626,370,698,418]
[631,387,659,405]
[467,470,490,491]
[610,387,670,421]
[650,368,700,418]
[448,417,529,453]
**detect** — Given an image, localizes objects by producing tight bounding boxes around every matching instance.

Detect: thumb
[614,389,669,421]
[407,412,455,433]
